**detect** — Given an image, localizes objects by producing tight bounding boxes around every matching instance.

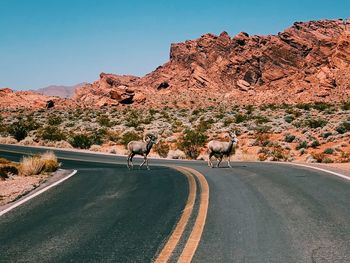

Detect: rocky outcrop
[73,19,350,107]
[0,88,75,110]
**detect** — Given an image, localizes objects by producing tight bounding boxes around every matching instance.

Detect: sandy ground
[0,176,44,206]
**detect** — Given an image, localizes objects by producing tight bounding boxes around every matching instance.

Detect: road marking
[0,170,78,217]
[276,162,350,181]
[177,166,209,263]
[155,167,197,263]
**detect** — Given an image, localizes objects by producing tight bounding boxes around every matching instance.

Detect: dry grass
[19,151,59,176]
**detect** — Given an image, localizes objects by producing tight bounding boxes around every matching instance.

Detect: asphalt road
[1,144,350,262]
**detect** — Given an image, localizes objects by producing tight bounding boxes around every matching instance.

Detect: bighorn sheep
[127,133,157,170]
[207,131,238,168]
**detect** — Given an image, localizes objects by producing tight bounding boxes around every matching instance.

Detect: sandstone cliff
[73,19,350,108]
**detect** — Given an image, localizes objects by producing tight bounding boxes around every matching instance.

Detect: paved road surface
[0,144,349,262]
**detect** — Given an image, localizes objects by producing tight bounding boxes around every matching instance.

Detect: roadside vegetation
[1,101,350,162]
[0,151,59,180]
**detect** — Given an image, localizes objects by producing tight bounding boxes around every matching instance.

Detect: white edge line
[276,162,350,181]
[0,170,78,217]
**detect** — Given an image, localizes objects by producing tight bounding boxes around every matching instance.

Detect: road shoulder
[0,169,76,215]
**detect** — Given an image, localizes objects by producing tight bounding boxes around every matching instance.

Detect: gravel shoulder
[0,169,74,212]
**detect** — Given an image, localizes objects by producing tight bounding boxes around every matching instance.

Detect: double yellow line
[155,166,209,263]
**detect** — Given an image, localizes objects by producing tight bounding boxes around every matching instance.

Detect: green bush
[322,132,332,138]
[90,128,107,145]
[177,129,207,159]
[323,148,334,154]
[336,121,350,134]
[69,134,92,149]
[7,117,40,142]
[8,121,28,141]
[306,118,327,129]
[48,115,63,125]
[235,113,249,123]
[296,141,308,150]
[296,103,310,110]
[253,115,270,124]
[284,115,295,123]
[312,102,332,111]
[40,126,66,141]
[310,140,320,148]
[97,115,112,127]
[341,101,350,111]
[120,131,140,146]
[284,134,296,143]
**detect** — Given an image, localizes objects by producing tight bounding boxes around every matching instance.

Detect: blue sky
[0,0,349,90]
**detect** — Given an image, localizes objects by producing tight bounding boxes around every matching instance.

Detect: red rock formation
[0,88,75,110]
[73,19,350,107]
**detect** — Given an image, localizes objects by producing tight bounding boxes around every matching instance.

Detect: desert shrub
[336,121,350,134]
[311,152,325,163]
[97,115,112,127]
[284,115,295,123]
[19,156,45,176]
[8,121,29,141]
[339,151,350,163]
[19,152,59,176]
[296,103,310,110]
[285,108,302,117]
[48,115,63,125]
[40,126,66,141]
[310,140,320,148]
[197,119,212,132]
[235,113,249,123]
[40,151,59,172]
[0,164,18,180]
[341,101,350,111]
[254,133,270,147]
[245,105,254,114]
[254,115,270,124]
[312,102,332,111]
[223,117,235,127]
[106,130,121,142]
[120,131,140,146]
[90,128,107,145]
[271,146,289,161]
[322,132,332,138]
[323,148,334,154]
[69,134,92,149]
[284,134,296,143]
[255,125,271,134]
[154,141,170,158]
[306,118,327,129]
[296,141,308,150]
[177,129,207,159]
[258,147,270,161]
[8,117,40,142]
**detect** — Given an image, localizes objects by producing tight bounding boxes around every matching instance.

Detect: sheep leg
[217,155,223,168]
[146,157,150,170]
[127,153,135,170]
[140,154,147,169]
[227,155,232,168]
[208,152,214,168]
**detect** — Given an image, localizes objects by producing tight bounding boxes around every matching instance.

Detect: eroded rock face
[73,19,350,107]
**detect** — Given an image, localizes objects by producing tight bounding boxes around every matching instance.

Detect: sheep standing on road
[127,133,157,170]
[207,131,239,168]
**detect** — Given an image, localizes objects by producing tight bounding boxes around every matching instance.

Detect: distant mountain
[34,83,86,98]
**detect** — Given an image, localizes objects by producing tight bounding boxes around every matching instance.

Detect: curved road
[0,144,349,262]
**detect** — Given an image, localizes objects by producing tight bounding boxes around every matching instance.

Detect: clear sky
[0,0,349,90]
